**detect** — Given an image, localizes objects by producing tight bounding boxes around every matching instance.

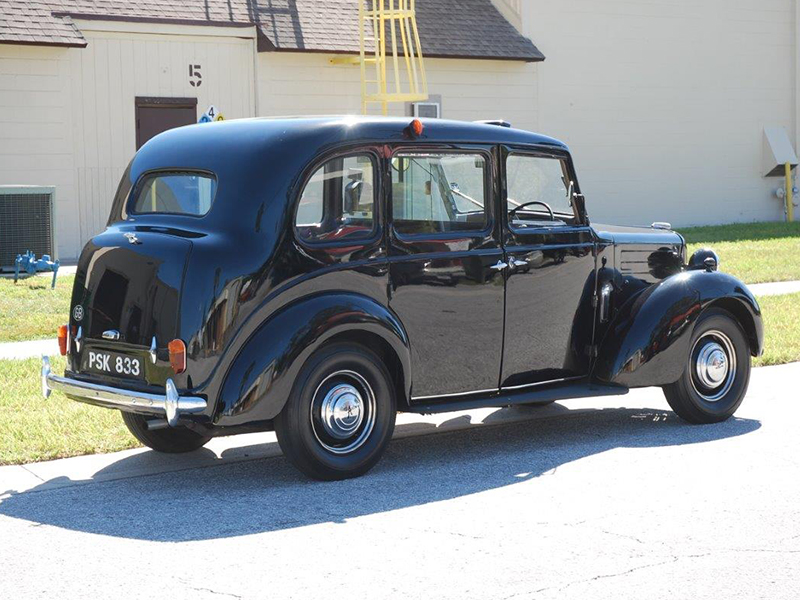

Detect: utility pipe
[786,162,794,222]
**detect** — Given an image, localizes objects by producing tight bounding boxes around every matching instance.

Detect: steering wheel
[508,200,554,221]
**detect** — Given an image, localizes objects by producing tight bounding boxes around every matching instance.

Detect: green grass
[754,292,800,367]
[0,356,139,465]
[679,221,800,284]
[0,274,74,342]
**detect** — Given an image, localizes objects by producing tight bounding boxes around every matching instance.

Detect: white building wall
[522,0,798,227]
[0,44,80,257]
[257,53,539,131]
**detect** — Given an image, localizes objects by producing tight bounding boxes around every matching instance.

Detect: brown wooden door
[135,97,197,150]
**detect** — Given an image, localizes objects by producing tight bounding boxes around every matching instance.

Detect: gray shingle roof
[0,0,544,61]
[0,1,86,47]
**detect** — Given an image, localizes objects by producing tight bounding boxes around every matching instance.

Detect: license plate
[86,351,144,380]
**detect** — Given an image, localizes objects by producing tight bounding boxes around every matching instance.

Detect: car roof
[137,115,568,163]
[125,116,570,217]
[118,116,571,229]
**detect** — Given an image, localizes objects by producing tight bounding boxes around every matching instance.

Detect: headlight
[688,248,720,272]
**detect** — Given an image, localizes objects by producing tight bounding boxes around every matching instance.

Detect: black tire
[121,411,212,453]
[662,308,751,424]
[275,343,396,481]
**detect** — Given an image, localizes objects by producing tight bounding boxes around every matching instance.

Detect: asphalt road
[1,363,798,599]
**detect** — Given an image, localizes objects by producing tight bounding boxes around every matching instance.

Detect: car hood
[592,223,685,247]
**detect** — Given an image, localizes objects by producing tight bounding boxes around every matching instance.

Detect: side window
[295,154,376,243]
[392,153,488,236]
[506,155,575,227]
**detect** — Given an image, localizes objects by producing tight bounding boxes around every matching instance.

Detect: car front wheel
[662,308,751,424]
[275,343,397,480]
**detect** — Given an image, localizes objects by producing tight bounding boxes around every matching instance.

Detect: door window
[392,153,488,235]
[506,155,575,228]
[295,154,376,243]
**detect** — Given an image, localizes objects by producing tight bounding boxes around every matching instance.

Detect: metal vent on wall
[0,187,56,270]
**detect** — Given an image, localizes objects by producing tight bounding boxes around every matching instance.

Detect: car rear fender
[592,270,763,388]
[214,293,411,426]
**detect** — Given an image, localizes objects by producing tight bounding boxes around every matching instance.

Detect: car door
[500,147,597,390]
[388,146,506,400]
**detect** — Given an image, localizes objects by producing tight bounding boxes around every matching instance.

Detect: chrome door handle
[489,260,509,271]
[509,257,528,268]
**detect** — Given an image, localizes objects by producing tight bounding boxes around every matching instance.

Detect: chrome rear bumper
[41,356,206,427]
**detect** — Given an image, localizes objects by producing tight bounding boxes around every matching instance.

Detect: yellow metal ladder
[357,0,429,115]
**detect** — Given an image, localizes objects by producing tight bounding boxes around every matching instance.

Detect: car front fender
[592,270,763,388]
[214,293,411,426]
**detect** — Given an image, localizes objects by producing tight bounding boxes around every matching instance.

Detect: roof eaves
[265,47,545,63]
[0,38,88,48]
[54,12,256,30]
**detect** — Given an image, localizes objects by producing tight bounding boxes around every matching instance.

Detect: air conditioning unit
[0,186,56,271]
[412,101,441,119]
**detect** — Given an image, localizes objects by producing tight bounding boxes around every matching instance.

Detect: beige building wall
[521,0,798,227]
[67,22,257,256]
[0,22,257,260]
[0,44,79,256]
[256,53,539,131]
[4,3,797,261]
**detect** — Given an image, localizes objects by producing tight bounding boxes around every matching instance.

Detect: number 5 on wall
[189,64,202,87]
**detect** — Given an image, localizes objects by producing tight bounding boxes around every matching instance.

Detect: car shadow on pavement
[0,406,760,542]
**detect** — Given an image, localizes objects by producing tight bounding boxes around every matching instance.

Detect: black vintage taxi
[42,116,763,480]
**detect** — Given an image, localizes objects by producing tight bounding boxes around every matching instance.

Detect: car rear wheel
[121,411,212,453]
[275,343,396,481]
[662,308,751,424]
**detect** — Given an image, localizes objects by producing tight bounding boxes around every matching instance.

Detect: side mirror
[573,192,588,223]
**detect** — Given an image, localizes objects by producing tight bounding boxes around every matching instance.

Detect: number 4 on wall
[189,64,202,87]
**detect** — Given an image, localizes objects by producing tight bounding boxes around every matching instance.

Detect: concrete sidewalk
[0,338,58,360]
[748,280,800,296]
[0,400,608,496]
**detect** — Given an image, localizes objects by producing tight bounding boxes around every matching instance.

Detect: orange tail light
[168,339,186,374]
[57,325,68,356]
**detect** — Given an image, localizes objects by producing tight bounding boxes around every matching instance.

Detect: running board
[407,381,629,415]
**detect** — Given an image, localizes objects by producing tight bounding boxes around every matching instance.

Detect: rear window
[131,172,217,216]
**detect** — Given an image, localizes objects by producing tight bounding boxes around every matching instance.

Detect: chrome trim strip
[41,356,205,425]
[500,375,583,392]
[411,387,498,401]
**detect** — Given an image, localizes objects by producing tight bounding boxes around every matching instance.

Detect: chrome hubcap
[690,330,736,402]
[310,370,376,455]
[695,343,728,388]
[320,384,364,440]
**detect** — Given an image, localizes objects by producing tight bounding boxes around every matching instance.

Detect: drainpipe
[787,162,795,222]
